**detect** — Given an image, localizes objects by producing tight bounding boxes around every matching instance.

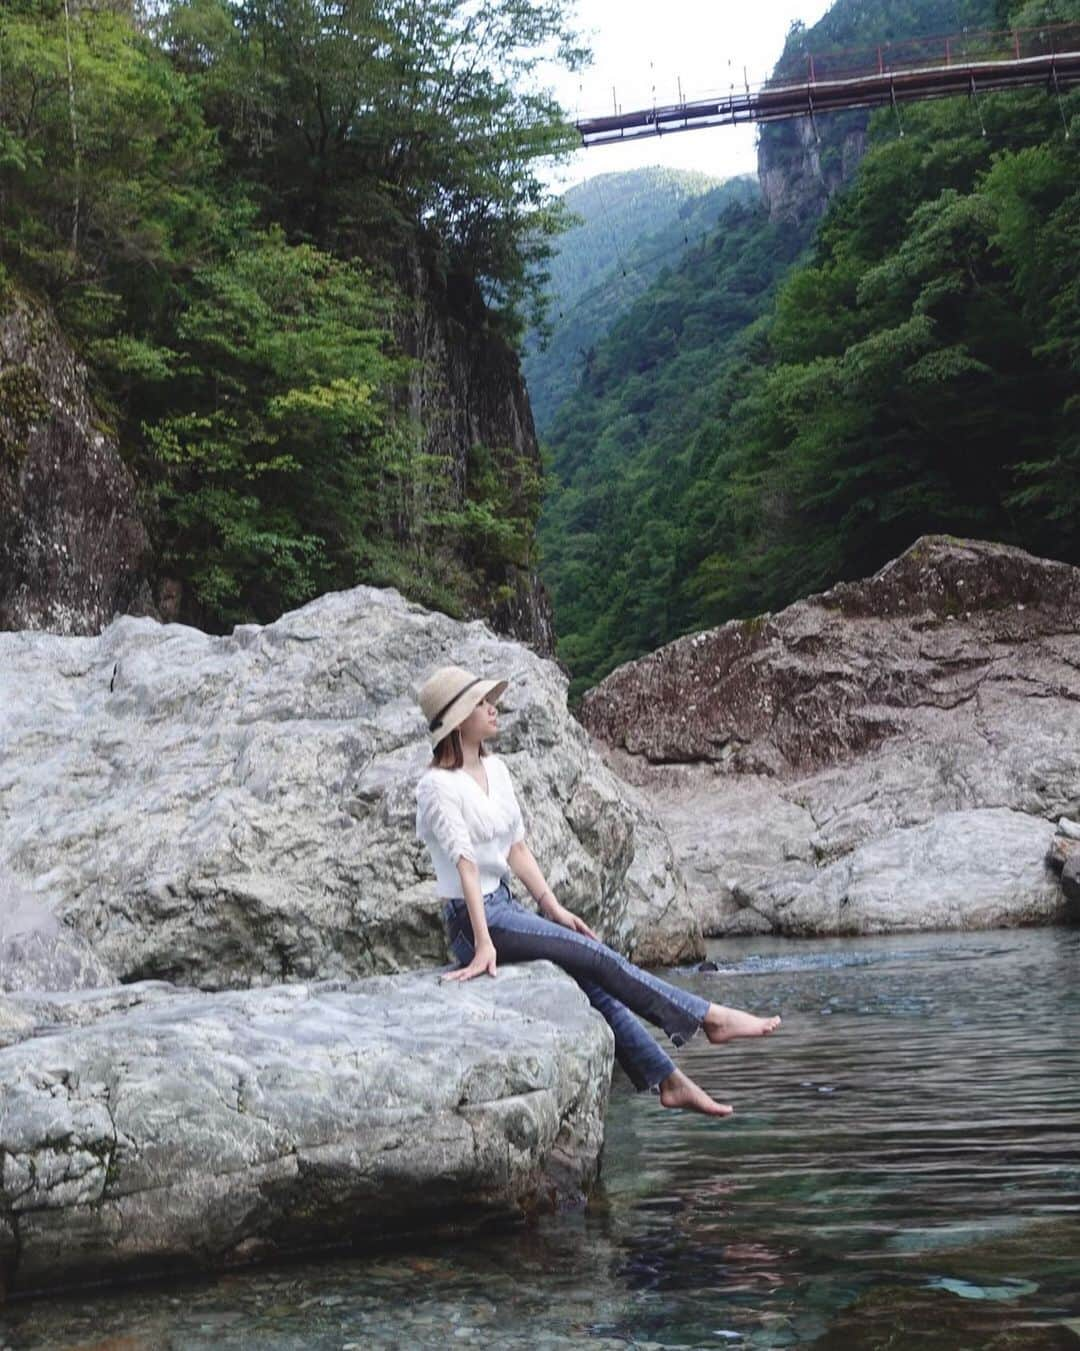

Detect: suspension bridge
[576,23,1080,147]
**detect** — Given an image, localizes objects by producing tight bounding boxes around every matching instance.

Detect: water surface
[2,927,1078,1349]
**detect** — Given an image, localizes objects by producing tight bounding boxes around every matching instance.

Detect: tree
[139,228,412,623]
[159,0,588,336]
[0,0,222,335]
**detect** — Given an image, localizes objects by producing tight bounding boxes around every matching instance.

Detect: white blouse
[414,753,527,898]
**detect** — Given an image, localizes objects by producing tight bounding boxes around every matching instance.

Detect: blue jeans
[442,878,711,1093]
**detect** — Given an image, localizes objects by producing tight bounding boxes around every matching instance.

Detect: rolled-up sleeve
[416,775,476,866]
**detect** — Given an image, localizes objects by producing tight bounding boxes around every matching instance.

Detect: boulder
[736,809,1061,935]
[580,537,1080,935]
[0,586,702,990]
[0,962,613,1300]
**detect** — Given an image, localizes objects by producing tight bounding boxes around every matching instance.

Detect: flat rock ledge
[0,962,613,1302]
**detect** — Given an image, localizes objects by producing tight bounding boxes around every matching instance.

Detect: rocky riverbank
[3,532,1077,1301]
[580,536,1080,937]
[0,584,693,1300]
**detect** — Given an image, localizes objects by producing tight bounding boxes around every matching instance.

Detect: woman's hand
[442,939,498,982]
[544,900,599,941]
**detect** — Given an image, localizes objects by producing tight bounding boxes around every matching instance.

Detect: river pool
[2,926,1078,1349]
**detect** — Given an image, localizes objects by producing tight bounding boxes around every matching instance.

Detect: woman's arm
[441,857,498,982]
[507,839,556,914]
[418,773,497,983]
[507,840,598,940]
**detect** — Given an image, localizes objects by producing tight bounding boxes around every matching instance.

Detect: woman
[414,664,781,1118]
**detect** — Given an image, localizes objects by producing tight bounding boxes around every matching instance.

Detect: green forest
[0,0,584,628]
[521,168,756,434]
[537,0,1080,703]
[3,0,1078,705]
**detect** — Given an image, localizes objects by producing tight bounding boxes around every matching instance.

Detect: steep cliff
[397,258,557,656]
[757,112,869,225]
[0,289,154,635]
[755,0,997,223]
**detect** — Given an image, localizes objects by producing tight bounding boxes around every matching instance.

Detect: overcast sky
[542,0,834,190]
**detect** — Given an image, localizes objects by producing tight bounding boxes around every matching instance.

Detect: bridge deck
[577,27,1080,146]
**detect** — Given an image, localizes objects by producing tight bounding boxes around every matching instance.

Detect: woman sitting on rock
[414,665,781,1118]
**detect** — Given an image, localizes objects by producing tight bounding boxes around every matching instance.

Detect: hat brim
[428,676,508,746]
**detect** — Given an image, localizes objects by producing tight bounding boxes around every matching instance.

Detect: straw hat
[417,664,508,748]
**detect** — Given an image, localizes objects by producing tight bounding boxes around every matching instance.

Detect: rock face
[0,585,702,991]
[580,537,1080,936]
[0,290,155,635]
[740,809,1061,936]
[397,259,557,656]
[758,114,869,224]
[0,879,117,997]
[0,962,613,1300]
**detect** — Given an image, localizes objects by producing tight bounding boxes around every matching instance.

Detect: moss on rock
[0,364,49,462]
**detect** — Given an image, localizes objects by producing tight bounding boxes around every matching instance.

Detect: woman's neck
[459,741,483,769]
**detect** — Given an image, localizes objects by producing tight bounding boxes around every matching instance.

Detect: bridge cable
[1051,63,1070,138]
[808,83,821,143]
[969,72,987,136]
[890,76,906,138]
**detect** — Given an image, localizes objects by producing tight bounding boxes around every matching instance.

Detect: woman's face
[459,695,499,742]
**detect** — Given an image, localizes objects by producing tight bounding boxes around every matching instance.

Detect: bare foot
[704,1003,782,1044]
[658,1068,733,1117]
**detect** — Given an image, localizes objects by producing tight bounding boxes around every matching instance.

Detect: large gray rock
[582,538,1080,936]
[0,586,702,990]
[0,962,613,1300]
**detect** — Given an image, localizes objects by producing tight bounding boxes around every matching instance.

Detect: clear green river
[2,926,1079,1350]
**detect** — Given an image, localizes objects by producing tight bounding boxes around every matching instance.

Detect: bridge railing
[768,21,1080,88]
[576,22,1080,142]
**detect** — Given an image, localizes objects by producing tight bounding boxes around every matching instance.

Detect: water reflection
[1,927,1078,1348]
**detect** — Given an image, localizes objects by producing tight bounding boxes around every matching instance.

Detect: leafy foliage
[537,197,808,697]
[161,0,585,338]
[137,229,412,622]
[0,0,585,628]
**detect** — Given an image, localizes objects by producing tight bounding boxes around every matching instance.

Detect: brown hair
[428,728,489,771]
